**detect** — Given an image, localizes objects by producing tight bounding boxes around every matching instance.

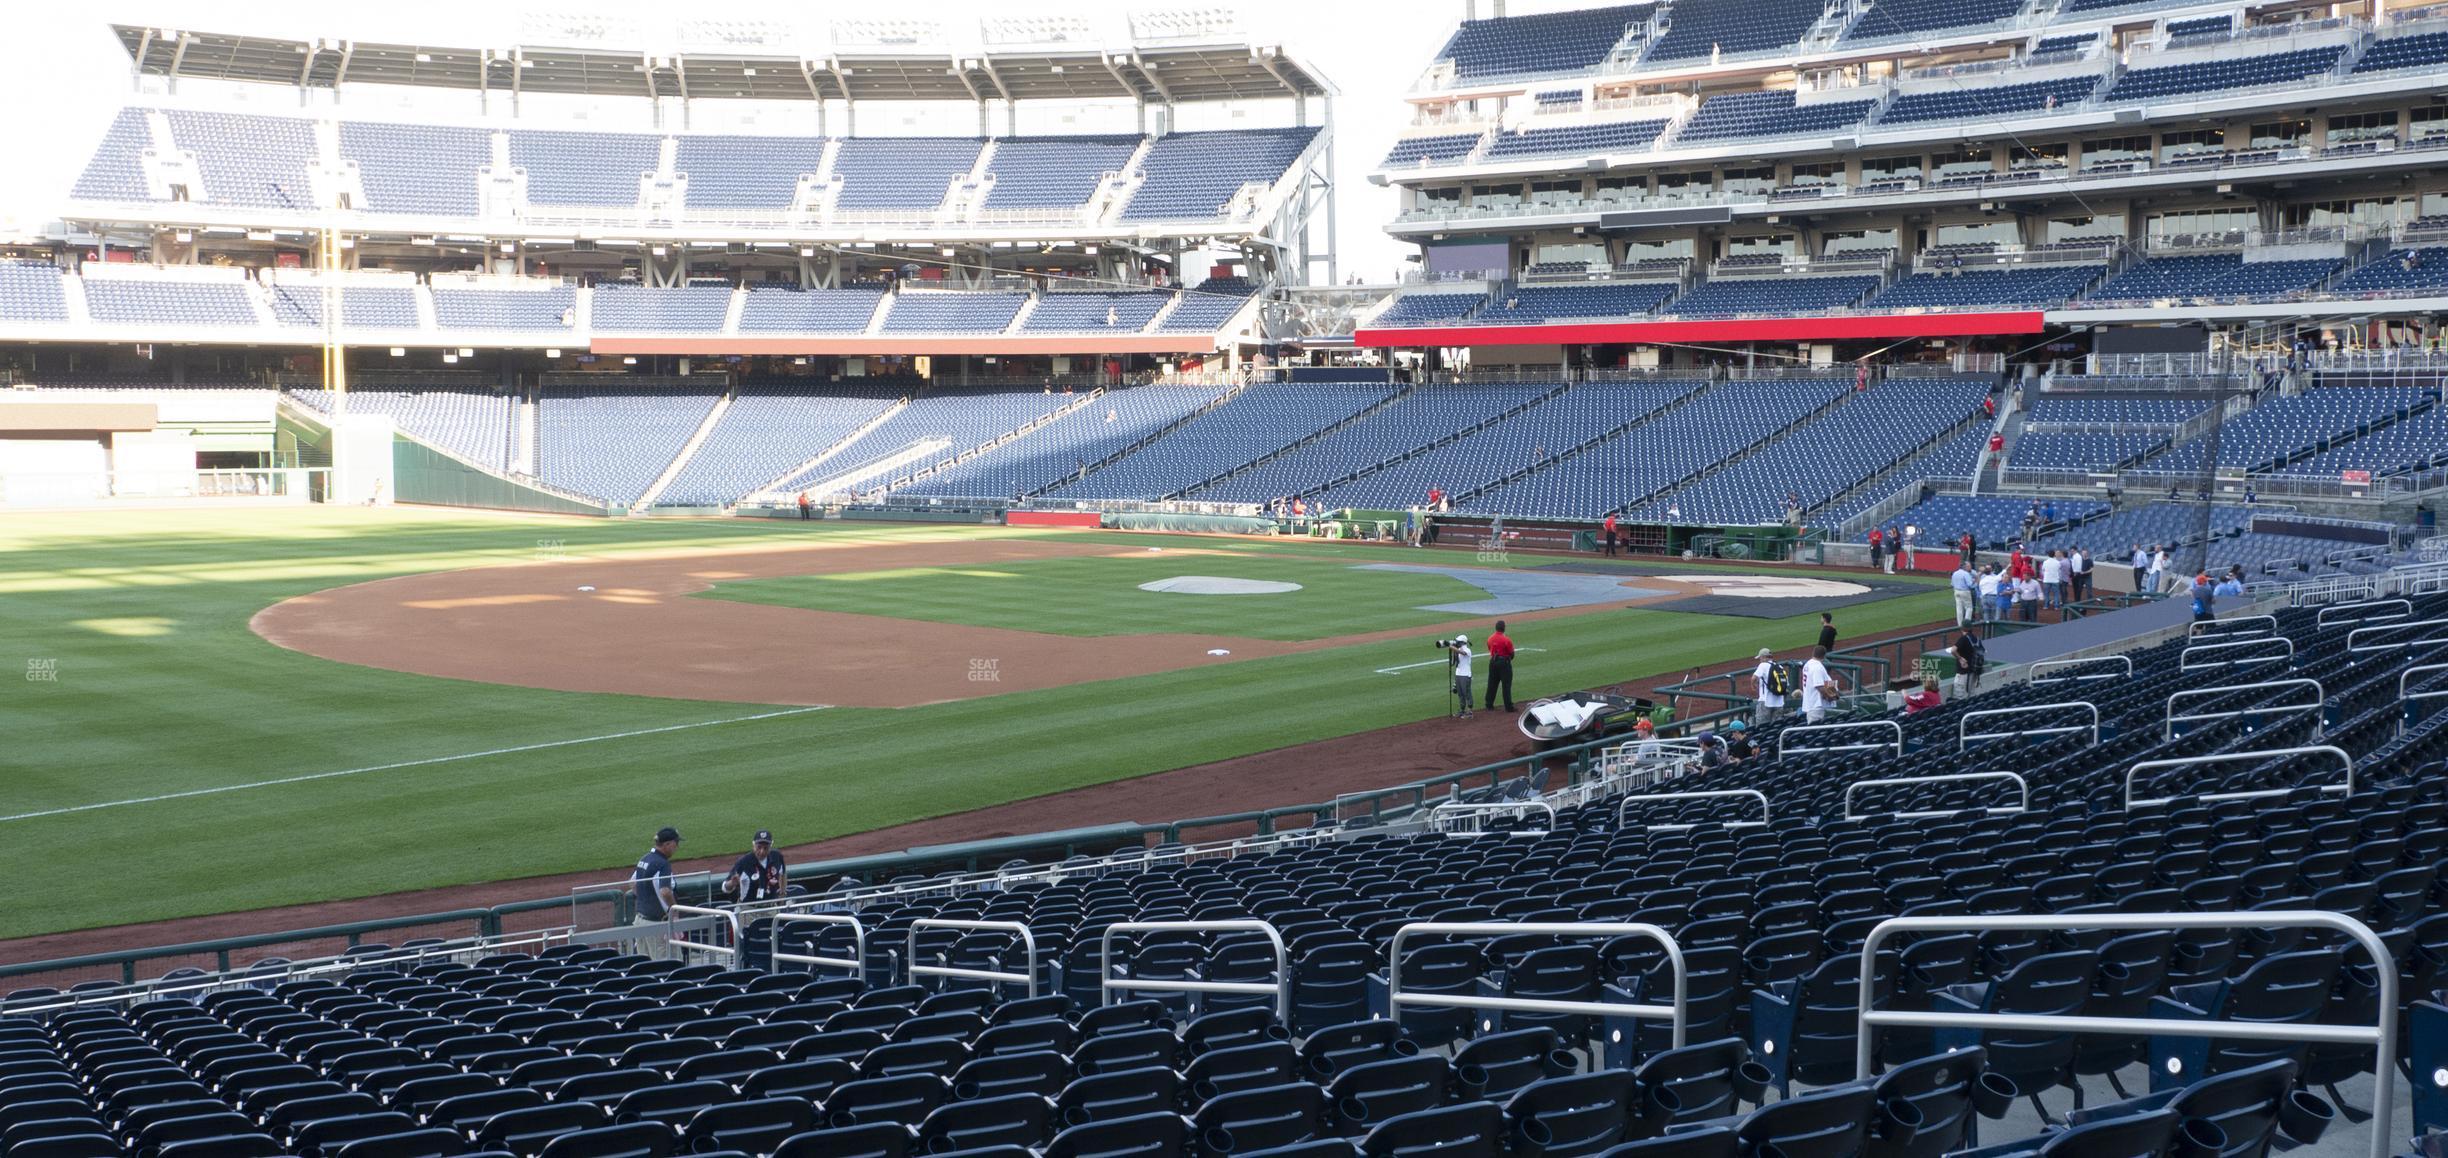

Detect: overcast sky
[0,0,1595,283]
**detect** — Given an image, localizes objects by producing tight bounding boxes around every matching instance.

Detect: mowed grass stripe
[0,507,1948,939]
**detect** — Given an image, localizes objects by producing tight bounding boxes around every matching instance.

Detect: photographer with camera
[1438,633,1474,719]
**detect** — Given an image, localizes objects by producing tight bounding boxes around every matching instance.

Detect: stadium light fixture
[1085,245,1099,255]
[389,347,405,357]
[245,230,275,241]
[458,348,475,358]
[173,231,192,243]
[498,241,516,253]
[545,348,561,358]
[442,352,458,363]
[799,246,815,257]
[941,247,957,257]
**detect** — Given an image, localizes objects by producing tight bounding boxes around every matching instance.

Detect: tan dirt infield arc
[250,536,1676,708]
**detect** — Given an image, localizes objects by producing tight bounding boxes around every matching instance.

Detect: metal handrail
[907,918,1039,996]
[1388,921,1687,1049]
[2317,598,2411,627]
[2190,614,2278,639]
[1958,701,2100,752]
[1099,920,1289,1023]
[1844,771,2029,820]
[1777,719,1905,759]
[1429,800,1559,833]
[771,912,866,977]
[1855,912,2396,1158]
[1616,788,1770,830]
[2179,636,2295,671]
[0,930,571,1017]
[2404,663,2448,736]
[2347,618,2448,654]
[2124,744,2353,808]
[2029,654,2131,682]
[2163,678,2325,741]
[667,905,741,960]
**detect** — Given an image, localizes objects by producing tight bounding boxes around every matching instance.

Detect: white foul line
[0,706,833,824]
[1373,647,1547,675]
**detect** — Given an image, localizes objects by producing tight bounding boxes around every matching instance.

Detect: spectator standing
[2147,546,2170,593]
[797,491,813,521]
[2190,573,2217,622]
[1904,677,1944,714]
[2015,573,2042,621]
[1951,559,1978,626]
[2130,543,2149,587]
[1448,633,1473,719]
[1901,526,1917,570]
[1959,530,1977,567]
[1867,527,1884,572]
[1883,524,1902,573]
[723,830,787,904]
[630,827,681,954]
[1603,512,1619,557]
[1979,564,2006,620]
[1800,647,1839,723]
[1952,628,1986,696]
[2040,550,2066,610]
[2213,568,2246,598]
[1484,621,1517,713]
[1751,647,1789,724]
[1816,612,1837,652]
[2070,545,2092,602]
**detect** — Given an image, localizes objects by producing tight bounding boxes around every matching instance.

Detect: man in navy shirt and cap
[630,826,681,954]
[724,830,788,905]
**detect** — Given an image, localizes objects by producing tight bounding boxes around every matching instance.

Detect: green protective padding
[390,438,607,516]
[1113,511,1278,535]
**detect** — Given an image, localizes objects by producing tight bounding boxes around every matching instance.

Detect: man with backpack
[1751,647,1790,724]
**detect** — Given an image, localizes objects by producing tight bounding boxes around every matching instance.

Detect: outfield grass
[700,553,1493,639]
[0,507,1949,941]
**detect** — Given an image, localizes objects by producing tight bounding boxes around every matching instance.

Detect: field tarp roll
[1115,511,1277,535]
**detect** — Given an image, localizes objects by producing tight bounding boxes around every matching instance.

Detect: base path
[251,536,1667,708]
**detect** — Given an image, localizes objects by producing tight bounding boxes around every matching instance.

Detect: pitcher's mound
[1138,576,1304,595]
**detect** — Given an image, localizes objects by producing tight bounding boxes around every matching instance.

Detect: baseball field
[0,506,1951,944]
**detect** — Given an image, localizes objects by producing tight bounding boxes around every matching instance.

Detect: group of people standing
[1949,544,2094,625]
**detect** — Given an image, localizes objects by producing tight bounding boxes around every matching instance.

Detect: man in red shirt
[1602,513,1618,557]
[1484,620,1517,713]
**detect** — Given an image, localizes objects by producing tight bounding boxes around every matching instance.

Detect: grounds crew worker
[630,826,680,956]
[725,829,788,904]
[1485,621,1517,713]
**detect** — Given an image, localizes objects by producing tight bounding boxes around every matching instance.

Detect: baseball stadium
[2,2,2448,1157]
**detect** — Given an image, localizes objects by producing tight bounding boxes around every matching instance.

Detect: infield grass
[0,506,1949,941]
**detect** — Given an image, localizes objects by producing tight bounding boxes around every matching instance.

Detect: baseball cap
[1755,648,1773,659]
[655,826,682,844]
[753,830,773,844]
[1727,718,1748,731]
[1455,633,1468,643]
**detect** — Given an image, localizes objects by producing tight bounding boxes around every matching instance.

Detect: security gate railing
[1616,788,1770,830]
[1958,701,2099,752]
[771,912,866,977]
[1389,921,1688,1050]
[1099,920,1289,1023]
[2124,744,2352,808]
[2162,678,2324,740]
[907,918,1039,997]
[1843,771,2028,820]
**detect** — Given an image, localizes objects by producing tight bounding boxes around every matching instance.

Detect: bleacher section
[900,385,1225,498]
[164,109,318,211]
[2102,46,2345,102]
[1019,292,1171,334]
[1662,276,1878,317]
[2011,429,2170,471]
[509,131,660,207]
[1626,379,1987,523]
[830,138,982,213]
[2088,255,2338,303]
[1312,381,1700,511]
[430,285,577,333]
[1371,292,1487,327]
[982,136,1140,211]
[1472,378,1847,519]
[737,286,886,334]
[775,387,1071,494]
[1869,492,2107,546]
[2270,409,2448,477]
[1866,265,2104,310]
[1878,77,2101,124]
[1434,4,1652,78]
[265,285,422,330]
[1050,382,1401,500]
[338,122,492,216]
[1812,422,1996,530]
[535,388,721,505]
[2332,248,2448,296]
[1472,282,1678,324]
[2352,30,2448,74]
[71,107,153,202]
[675,136,827,210]
[1118,128,1318,222]
[1154,278,1259,334]
[80,279,259,328]
[587,284,735,334]
[879,292,1027,335]
[0,262,70,323]
[1483,119,1668,161]
[1645,0,1825,60]
[1382,134,1484,167]
[1841,0,2025,40]
[2136,387,2427,475]
[655,384,902,507]
[1189,384,1565,504]
[287,385,517,471]
[1675,91,1875,144]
